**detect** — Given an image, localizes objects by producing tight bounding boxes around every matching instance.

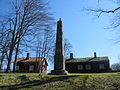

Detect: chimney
[94,52,97,58]
[26,53,29,59]
[70,53,74,59]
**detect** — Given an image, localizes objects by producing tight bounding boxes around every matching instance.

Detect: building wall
[16,62,41,73]
[65,60,110,73]
[16,61,48,73]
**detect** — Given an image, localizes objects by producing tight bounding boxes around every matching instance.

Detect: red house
[15,53,48,73]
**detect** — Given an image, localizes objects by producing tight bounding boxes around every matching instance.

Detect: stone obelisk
[51,18,68,75]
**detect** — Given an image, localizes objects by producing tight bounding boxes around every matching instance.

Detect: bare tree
[33,24,72,60]
[0,51,5,72]
[111,63,120,71]
[0,0,54,72]
[64,39,72,59]
[86,0,120,26]
[0,20,10,72]
[31,25,55,72]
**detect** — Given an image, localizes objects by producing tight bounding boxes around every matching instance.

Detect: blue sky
[0,0,120,71]
[49,0,120,65]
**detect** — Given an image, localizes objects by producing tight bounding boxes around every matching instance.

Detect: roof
[66,57,109,63]
[16,57,45,63]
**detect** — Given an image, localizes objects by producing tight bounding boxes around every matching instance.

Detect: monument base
[50,70,68,75]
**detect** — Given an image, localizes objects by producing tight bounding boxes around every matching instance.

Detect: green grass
[0,73,120,90]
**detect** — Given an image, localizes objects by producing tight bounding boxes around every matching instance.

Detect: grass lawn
[0,72,120,90]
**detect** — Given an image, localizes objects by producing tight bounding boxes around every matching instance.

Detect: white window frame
[99,64,105,69]
[16,66,19,70]
[29,65,34,71]
[85,64,91,70]
[78,65,83,70]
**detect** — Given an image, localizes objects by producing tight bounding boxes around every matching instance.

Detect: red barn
[15,53,48,73]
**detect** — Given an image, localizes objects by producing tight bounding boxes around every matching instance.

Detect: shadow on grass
[0,75,79,90]
[81,75,89,90]
[18,75,29,81]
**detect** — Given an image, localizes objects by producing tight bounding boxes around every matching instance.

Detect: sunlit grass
[0,72,120,90]
[68,72,119,75]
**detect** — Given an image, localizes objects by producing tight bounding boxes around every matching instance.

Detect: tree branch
[86,7,120,17]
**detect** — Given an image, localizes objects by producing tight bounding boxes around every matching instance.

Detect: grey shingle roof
[65,57,109,63]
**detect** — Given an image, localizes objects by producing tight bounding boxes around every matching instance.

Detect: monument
[51,18,68,75]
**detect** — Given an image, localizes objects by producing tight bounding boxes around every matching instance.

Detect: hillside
[0,73,120,90]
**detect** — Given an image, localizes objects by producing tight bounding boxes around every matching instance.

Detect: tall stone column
[51,18,68,75]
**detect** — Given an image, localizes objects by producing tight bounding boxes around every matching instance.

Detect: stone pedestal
[51,70,68,75]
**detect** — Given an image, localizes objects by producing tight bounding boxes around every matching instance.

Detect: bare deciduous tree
[0,0,54,72]
[86,0,120,27]
[0,20,10,72]
[31,25,55,72]
[111,63,120,71]
[64,39,72,59]
[33,25,72,62]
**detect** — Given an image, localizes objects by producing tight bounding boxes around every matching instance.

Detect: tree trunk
[13,38,20,72]
[5,45,14,73]
[0,51,4,72]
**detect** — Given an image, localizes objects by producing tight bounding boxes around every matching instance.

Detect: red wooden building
[15,53,48,73]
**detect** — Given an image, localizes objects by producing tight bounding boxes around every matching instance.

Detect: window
[16,66,19,70]
[78,65,83,70]
[99,64,105,69]
[85,64,91,70]
[29,65,34,71]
